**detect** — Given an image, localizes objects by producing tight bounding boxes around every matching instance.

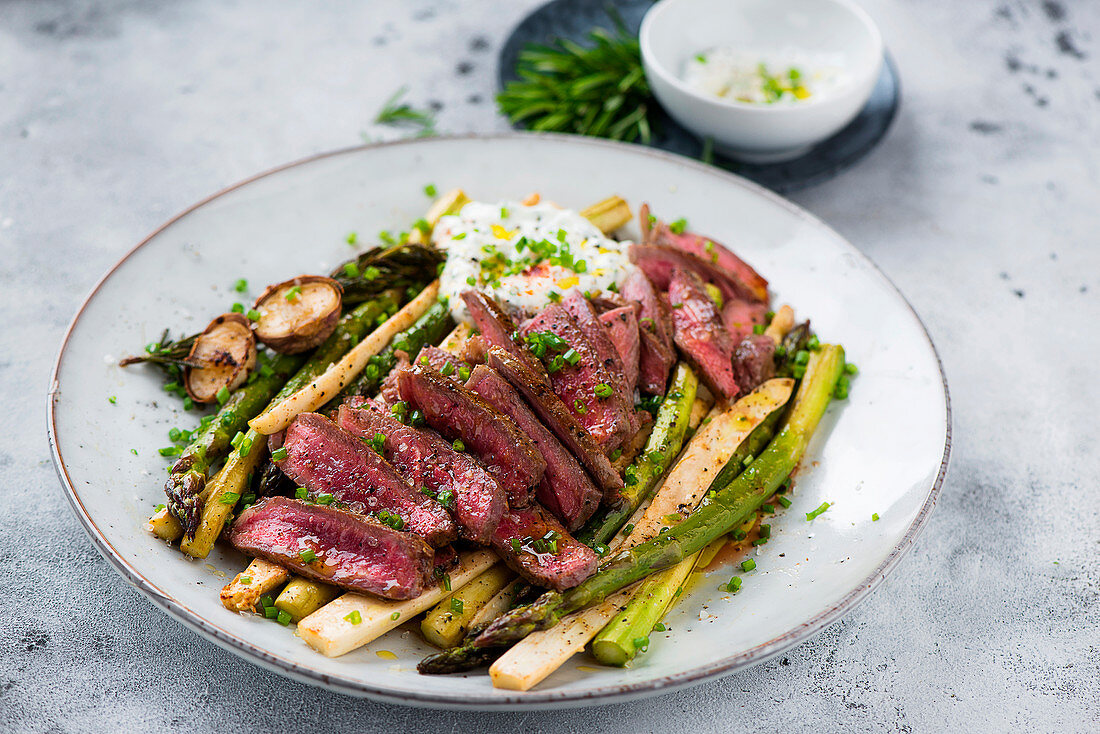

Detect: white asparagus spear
[248,280,440,435]
[488,378,795,690]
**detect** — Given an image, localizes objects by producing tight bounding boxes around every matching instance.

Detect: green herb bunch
[497,19,657,144]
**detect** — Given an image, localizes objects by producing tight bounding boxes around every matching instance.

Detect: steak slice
[466,365,601,531]
[276,412,457,546]
[521,303,633,450]
[396,364,545,505]
[460,290,550,387]
[465,340,624,500]
[490,503,598,591]
[733,334,777,394]
[640,203,769,302]
[229,497,434,600]
[722,299,769,343]
[621,269,675,394]
[337,401,505,544]
[668,269,741,401]
[630,243,763,306]
[414,345,469,383]
[598,306,640,397]
[379,351,411,407]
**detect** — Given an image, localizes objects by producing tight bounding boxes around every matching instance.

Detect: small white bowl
[640,0,884,163]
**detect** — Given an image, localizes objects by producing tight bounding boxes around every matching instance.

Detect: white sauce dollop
[683,47,849,105]
[435,201,636,323]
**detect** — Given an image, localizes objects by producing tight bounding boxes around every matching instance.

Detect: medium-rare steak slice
[668,269,741,401]
[630,243,762,306]
[521,303,633,450]
[460,290,550,387]
[414,345,470,383]
[337,401,505,544]
[229,497,434,600]
[598,305,640,397]
[722,299,769,343]
[621,269,675,394]
[276,412,457,546]
[733,334,777,394]
[466,365,601,531]
[640,203,769,303]
[396,364,545,505]
[465,340,624,500]
[490,503,598,591]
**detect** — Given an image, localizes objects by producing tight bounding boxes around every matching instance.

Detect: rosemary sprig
[374,87,437,137]
[119,330,202,370]
[496,15,657,144]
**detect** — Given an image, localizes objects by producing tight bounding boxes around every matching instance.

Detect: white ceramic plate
[48,134,949,709]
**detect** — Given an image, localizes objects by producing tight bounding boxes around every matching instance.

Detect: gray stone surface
[2,0,1097,730]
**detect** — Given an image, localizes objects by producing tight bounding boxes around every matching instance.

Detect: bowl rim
[640,0,885,114]
[47,132,950,710]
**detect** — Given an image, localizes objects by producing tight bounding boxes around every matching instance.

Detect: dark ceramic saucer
[499,0,900,193]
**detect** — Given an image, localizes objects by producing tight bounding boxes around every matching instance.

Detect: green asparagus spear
[331,243,445,306]
[176,294,399,542]
[424,345,844,668]
[165,351,305,535]
[575,363,699,547]
[335,300,455,401]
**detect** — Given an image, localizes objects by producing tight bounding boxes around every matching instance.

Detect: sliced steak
[465,340,625,500]
[733,334,777,394]
[521,303,633,450]
[668,269,740,401]
[630,243,763,306]
[466,365,601,531]
[722,299,769,342]
[337,401,506,544]
[229,497,434,600]
[599,306,640,397]
[276,412,457,546]
[640,203,769,303]
[460,290,550,387]
[396,365,545,505]
[379,351,411,407]
[490,503,598,591]
[621,269,675,394]
[414,345,469,383]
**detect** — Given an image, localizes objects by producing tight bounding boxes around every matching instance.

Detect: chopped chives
[234,278,248,293]
[761,503,775,514]
[276,609,292,626]
[295,487,308,500]
[593,383,613,398]
[271,447,288,461]
[285,285,302,301]
[669,218,688,234]
[632,636,650,652]
[740,558,757,572]
[440,361,455,376]
[806,502,831,521]
[218,492,240,506]
[653,622,666,632]
[299,549,317,563]
[450,597,464,615]
[108,395,117,404]
[247,308,261,321]
[230,302,244,313]
[346,231,358,245]
[216,386,231,405]
[872,512,880,521]
[390,611,401,621]
[424,183,437,197]
[343,262,360,278]
[154,504,167,512]
[753,323,767,335]
[345,610,362,624]
[316,493,334,505]
[777,495,792,509]
[725,576,742,592]
[239,576,251,585]
[263,606,279,619]
[443,574,451,591]
[452,439,465,452]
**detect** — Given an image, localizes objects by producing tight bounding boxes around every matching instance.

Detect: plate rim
[46,132,951,709]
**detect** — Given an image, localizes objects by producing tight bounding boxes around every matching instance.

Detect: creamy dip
[435,201,635,323]
[683,47,849,105]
